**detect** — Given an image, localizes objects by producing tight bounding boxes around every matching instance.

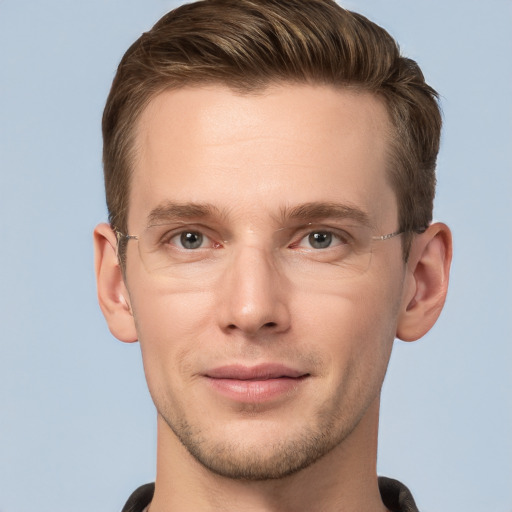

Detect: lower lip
[206,376,307,403]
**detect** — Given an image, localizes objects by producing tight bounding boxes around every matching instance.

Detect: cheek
[302,274,400,342]
[129,282,215,393]
[299,276,401,386]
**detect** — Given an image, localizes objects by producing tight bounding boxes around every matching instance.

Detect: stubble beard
[158,398,368,481]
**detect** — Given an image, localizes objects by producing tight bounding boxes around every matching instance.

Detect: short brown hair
[103,0,441,261]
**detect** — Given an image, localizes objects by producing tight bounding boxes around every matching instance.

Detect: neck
[149,398,387,512]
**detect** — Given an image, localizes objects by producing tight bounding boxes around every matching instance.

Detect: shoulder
[121,483,155,512]
[378,476,419,512]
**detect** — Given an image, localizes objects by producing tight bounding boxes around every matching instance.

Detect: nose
[217,246,291,337]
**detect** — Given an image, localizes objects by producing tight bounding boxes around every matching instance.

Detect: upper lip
[205,364,308,380]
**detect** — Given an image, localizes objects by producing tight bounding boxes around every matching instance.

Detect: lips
[204,364,309,403]
[206,364,307,380]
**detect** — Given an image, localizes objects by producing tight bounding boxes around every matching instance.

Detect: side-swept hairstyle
[103,0,441,261]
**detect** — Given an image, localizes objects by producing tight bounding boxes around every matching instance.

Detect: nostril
[226,321,277,331]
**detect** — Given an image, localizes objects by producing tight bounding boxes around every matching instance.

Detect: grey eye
[308,232,332,249]
[180,231,204,249]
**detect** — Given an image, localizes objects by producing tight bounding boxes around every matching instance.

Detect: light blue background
[1,1,511,511]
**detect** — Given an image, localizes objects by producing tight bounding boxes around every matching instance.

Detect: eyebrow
[279,202,371,227]
[145,200,371,228]
[146,201,224,226]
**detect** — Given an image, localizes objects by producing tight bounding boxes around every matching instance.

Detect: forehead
[129,84,396,230]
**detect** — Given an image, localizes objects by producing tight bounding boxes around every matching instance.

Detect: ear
[93,223,138,343]
[396,222,452,342]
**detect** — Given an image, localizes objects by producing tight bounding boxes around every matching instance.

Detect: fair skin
[95,84,451,512]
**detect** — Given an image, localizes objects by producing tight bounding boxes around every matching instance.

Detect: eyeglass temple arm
[372,225,428,242]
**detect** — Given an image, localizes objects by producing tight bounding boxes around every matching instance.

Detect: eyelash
[292,230,350,250]
[160,227,352,251]
[163,229,220,250]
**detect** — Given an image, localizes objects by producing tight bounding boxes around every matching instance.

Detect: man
[94,0,452,510]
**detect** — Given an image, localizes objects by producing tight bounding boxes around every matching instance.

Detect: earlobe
[93,223,138,343]
[396,223,452,342]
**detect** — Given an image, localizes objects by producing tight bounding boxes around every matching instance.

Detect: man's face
[124,84,407,479]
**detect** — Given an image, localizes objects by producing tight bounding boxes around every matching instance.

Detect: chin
[162,409,355,481]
